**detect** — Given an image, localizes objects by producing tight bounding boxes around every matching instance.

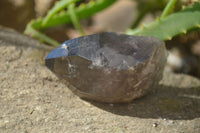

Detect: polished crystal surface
[45,32,167,103]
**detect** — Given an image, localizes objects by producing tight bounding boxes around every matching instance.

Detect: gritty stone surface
[0,27,200,133]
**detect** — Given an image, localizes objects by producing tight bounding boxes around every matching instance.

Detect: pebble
[4,120,9,124]
[24,62,28,66]
[153,123,158,127]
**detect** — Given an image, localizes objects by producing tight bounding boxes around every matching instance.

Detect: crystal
[45,32,167,103]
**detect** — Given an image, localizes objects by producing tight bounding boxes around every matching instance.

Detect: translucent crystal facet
[45,32,167,103]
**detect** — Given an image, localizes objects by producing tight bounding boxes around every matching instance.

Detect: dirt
[0,27,200,133]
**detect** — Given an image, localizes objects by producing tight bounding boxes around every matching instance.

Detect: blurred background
[0,0,200,79]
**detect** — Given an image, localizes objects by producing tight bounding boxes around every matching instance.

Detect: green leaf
[126,2,200,41]
[42,0,80,26]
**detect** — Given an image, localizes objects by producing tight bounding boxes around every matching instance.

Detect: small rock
[45,32,167,103]
[153,123,158,127]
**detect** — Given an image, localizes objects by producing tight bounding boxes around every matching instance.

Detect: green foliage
[126,2,200,41]
[42,0,80,26]
[24,0,200,46]
[24,0,117,46]
[161,0,178,19]
[68,3,85,35]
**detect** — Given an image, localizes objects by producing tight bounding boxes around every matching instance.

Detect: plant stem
[24,22,59,46]
[32,0,117,29]
[42,0,80,26]
[68,3,85,35]
[161,0,178,19]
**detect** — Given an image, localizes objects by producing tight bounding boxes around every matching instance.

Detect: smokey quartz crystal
[45,32,167,103]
